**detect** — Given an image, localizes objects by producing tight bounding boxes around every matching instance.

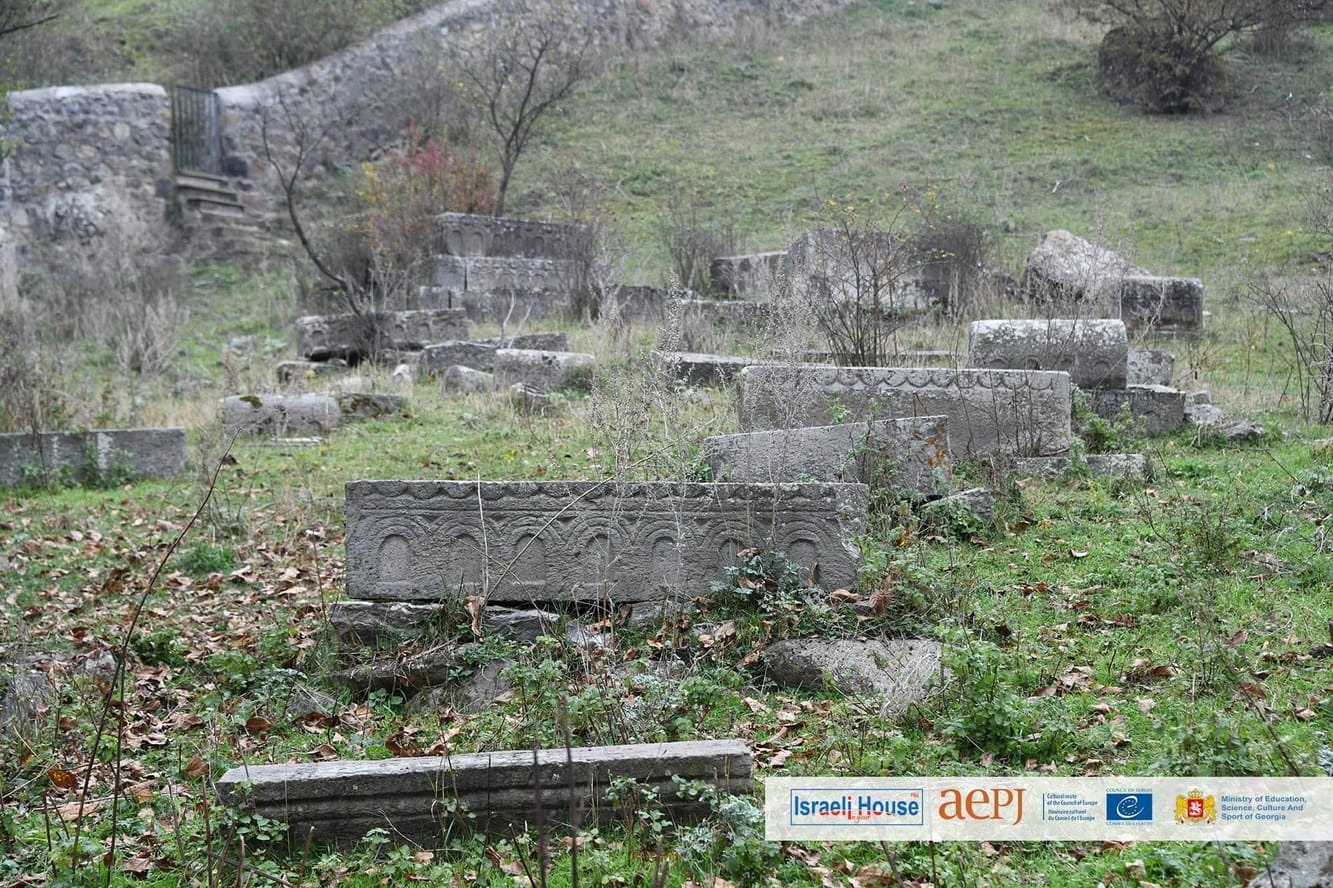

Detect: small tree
[1061,0,1333,112]
[263,92,494,358]
[444,0,597,215]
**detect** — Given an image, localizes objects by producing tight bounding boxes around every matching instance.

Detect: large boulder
[1023,230,1144,305]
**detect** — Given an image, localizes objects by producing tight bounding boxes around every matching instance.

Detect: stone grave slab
[435,255,578,293]
[1127,348,1175,386]
[437,212,585,258]
[296,309,468,361]
[420,333,571,376]
[710,251,787,298]
[1085,385,1186,436]
[967,319,1127,390]
[493,349,595,392]
[652,351,758,387]
[0,428,186,488]
[738,365,1072,458]
[276,359,351,385]
[344,481,868,605]
[1011,453,1149,482]
[702,416,950,498]
[222,394,340,436]
[760,639,942,716]
[216,739,751,846]
[1120,275,1204,333]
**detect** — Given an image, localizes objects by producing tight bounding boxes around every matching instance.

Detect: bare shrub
[545,160,619,321]
[1250,270,1333,422]
[264,91,494,356]
[790,204,915,366]
[658,193,738,296]
[0,310,71,433]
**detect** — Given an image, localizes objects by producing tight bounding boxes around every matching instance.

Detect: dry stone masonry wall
[2,0,863,271]
[2,85,175,268]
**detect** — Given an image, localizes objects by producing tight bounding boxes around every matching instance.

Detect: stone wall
[1,0,864,274]
[2,84,176,272]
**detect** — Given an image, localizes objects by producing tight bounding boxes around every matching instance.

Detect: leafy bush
[938,629,1080,763]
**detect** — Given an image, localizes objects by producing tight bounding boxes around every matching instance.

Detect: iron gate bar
[170,85,221,175]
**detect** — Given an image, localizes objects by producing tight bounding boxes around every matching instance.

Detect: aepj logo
[1106,793,1153,822]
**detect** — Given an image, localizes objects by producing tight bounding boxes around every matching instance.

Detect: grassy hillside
[3,2,1333,886]
[511,0,1332,289]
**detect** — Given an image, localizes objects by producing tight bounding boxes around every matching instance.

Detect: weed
[937,627,1081,763]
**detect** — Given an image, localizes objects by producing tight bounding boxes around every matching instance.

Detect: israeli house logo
[1106,792,1153,822]
[788,788,925,827]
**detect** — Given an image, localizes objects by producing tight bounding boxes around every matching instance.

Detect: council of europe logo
[1106,793,1153,822]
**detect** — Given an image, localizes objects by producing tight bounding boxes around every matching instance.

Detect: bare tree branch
[445,0,598,215]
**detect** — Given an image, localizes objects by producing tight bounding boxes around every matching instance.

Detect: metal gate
[170,86,222,175]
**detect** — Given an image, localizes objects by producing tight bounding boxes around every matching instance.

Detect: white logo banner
[764,777,1333,842]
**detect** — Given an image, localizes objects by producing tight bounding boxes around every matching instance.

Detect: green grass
[3,0,1333,885]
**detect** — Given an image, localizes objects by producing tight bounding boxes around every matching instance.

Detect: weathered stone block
[652,351,757,387]
[1127,348,1175,386]
[420,333,571,376]
[330,600,572,646]
[493,349,595,392]
[702,416,951,498]
[332,392,405,421]
[1085,385,1186,436]
[442,366,494,394]
[216,739,752,846]
[676,298,772,329]
[918,487,996,527]
[1011,453,1149,482]
[1023,230,1144,303]
[434,255,578,293]
[967,319,1128,390]
[760,639,942,716]
[420,341,499,375]
[710,251,787,298]
[295,310,468,361]
[222,394,340,436]
[491,332,569,352]
[276,359,351,385]
[739,365,1072,458]
[1120,275,1204,333]
[437,213,585,258]
[787,227,965,312]
[344,481,868,605]
[0,428,186,488]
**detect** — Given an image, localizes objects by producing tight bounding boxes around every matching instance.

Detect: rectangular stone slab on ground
[295,309,468,361]
[738,365,1072,458]
[216,739,752,846]
[437,213,585,259]
[344,481,868,604]
[701,416,951,497]
[0,428,186,488]
[1120,275,1204,333]
[966,319,1128,390]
